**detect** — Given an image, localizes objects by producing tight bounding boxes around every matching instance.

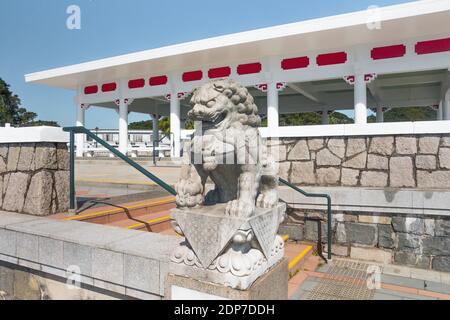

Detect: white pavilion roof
[25,0,450,90]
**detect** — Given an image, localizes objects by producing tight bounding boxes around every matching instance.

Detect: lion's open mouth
[198,111,227,129]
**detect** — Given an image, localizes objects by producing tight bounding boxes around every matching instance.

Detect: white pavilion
[25,0,450,158]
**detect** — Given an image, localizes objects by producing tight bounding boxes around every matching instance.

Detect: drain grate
[306,260,378,300]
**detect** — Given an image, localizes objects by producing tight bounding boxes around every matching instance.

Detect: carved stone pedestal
[168,203,286,292]
[165,258,288,300]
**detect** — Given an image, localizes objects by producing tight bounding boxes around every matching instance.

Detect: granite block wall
[270,134,450,189]
[0,142,69,216]
[272,133,450,272]
[280,210,450,272]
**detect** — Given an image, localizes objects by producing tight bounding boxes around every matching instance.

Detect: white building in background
[80,128,193,158]
[25,0,450,158]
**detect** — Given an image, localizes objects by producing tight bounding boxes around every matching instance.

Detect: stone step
[107,210,172,232]
[285,243,314,274]
[54,196,176,225]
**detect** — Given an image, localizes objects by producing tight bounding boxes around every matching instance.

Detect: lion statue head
[188,79,261,130]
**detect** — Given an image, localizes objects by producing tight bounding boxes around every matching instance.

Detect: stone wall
[0,142,69,216]
[271,134,450,189]
[280,210,450,272]
[0,211,178,300]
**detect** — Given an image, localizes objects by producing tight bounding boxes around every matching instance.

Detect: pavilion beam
[290,82,336,108]
[373,73,446,88]
[287,83,320,103]
[149,96,190,108]
[311,73,448,92]
[367,82,382,108]
[381,98,439,108]
[367,81,385,122]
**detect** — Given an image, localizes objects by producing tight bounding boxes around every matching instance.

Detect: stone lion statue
[175,79,279,217]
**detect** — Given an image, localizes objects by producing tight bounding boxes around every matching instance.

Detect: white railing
[258,120,450,138]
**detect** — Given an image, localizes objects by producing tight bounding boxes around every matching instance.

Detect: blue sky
[0,0,412,128]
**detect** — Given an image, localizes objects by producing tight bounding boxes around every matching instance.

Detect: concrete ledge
[0,211,180,299]
[280,186,450,216]
[0,126,68,143]
[259,120,450,138]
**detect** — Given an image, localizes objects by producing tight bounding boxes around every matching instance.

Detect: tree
[261,111,354,127]
[130,107,437,131]
[329,112,354,124]
[367,106,437,123]
[26,120,60,127]
[159,117,170,134]
[128,120,153,130]
[129,117,194,134]
[0,78,38,126]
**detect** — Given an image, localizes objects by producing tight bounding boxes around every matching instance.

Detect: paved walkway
[74,159,180,210]
[289,257,450,300]
[76,159,181,186]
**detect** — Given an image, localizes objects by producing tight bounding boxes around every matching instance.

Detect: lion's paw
[225,200,255,218]
[176,193,203,208]
[256,191,278,209]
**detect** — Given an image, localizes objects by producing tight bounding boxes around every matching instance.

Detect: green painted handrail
[63,125,331,260]
[63,126,176,212]
[279,177,332,261]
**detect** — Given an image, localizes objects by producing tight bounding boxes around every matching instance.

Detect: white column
[354,73,367,124]
[437,101,443,121]
[376,106,384,123]
[321,110,329,125]
[75,104,85,157]
[170,93,181,158]
[444,89,450,120]
[119,99,128,155]
[152,114,159,146]
[267,82,279,131]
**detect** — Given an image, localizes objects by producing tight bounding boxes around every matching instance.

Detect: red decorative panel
[128,79,145,89]
[281,56,310,70]
[316,52,347,66]
[371,44,406,60]
[149,75,168,86]
[84,85,98,95]
[101,82,117,92]
[208,67,231,78]
[415,38,450,55]
[182,70,203,82]
[237,62,262,75]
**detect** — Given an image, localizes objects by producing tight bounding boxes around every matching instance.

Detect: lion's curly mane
[191,79,261,127]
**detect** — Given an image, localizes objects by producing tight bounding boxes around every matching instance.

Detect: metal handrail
[64,125,332,259]
[279,177,332,262]
[63,126,176,211]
